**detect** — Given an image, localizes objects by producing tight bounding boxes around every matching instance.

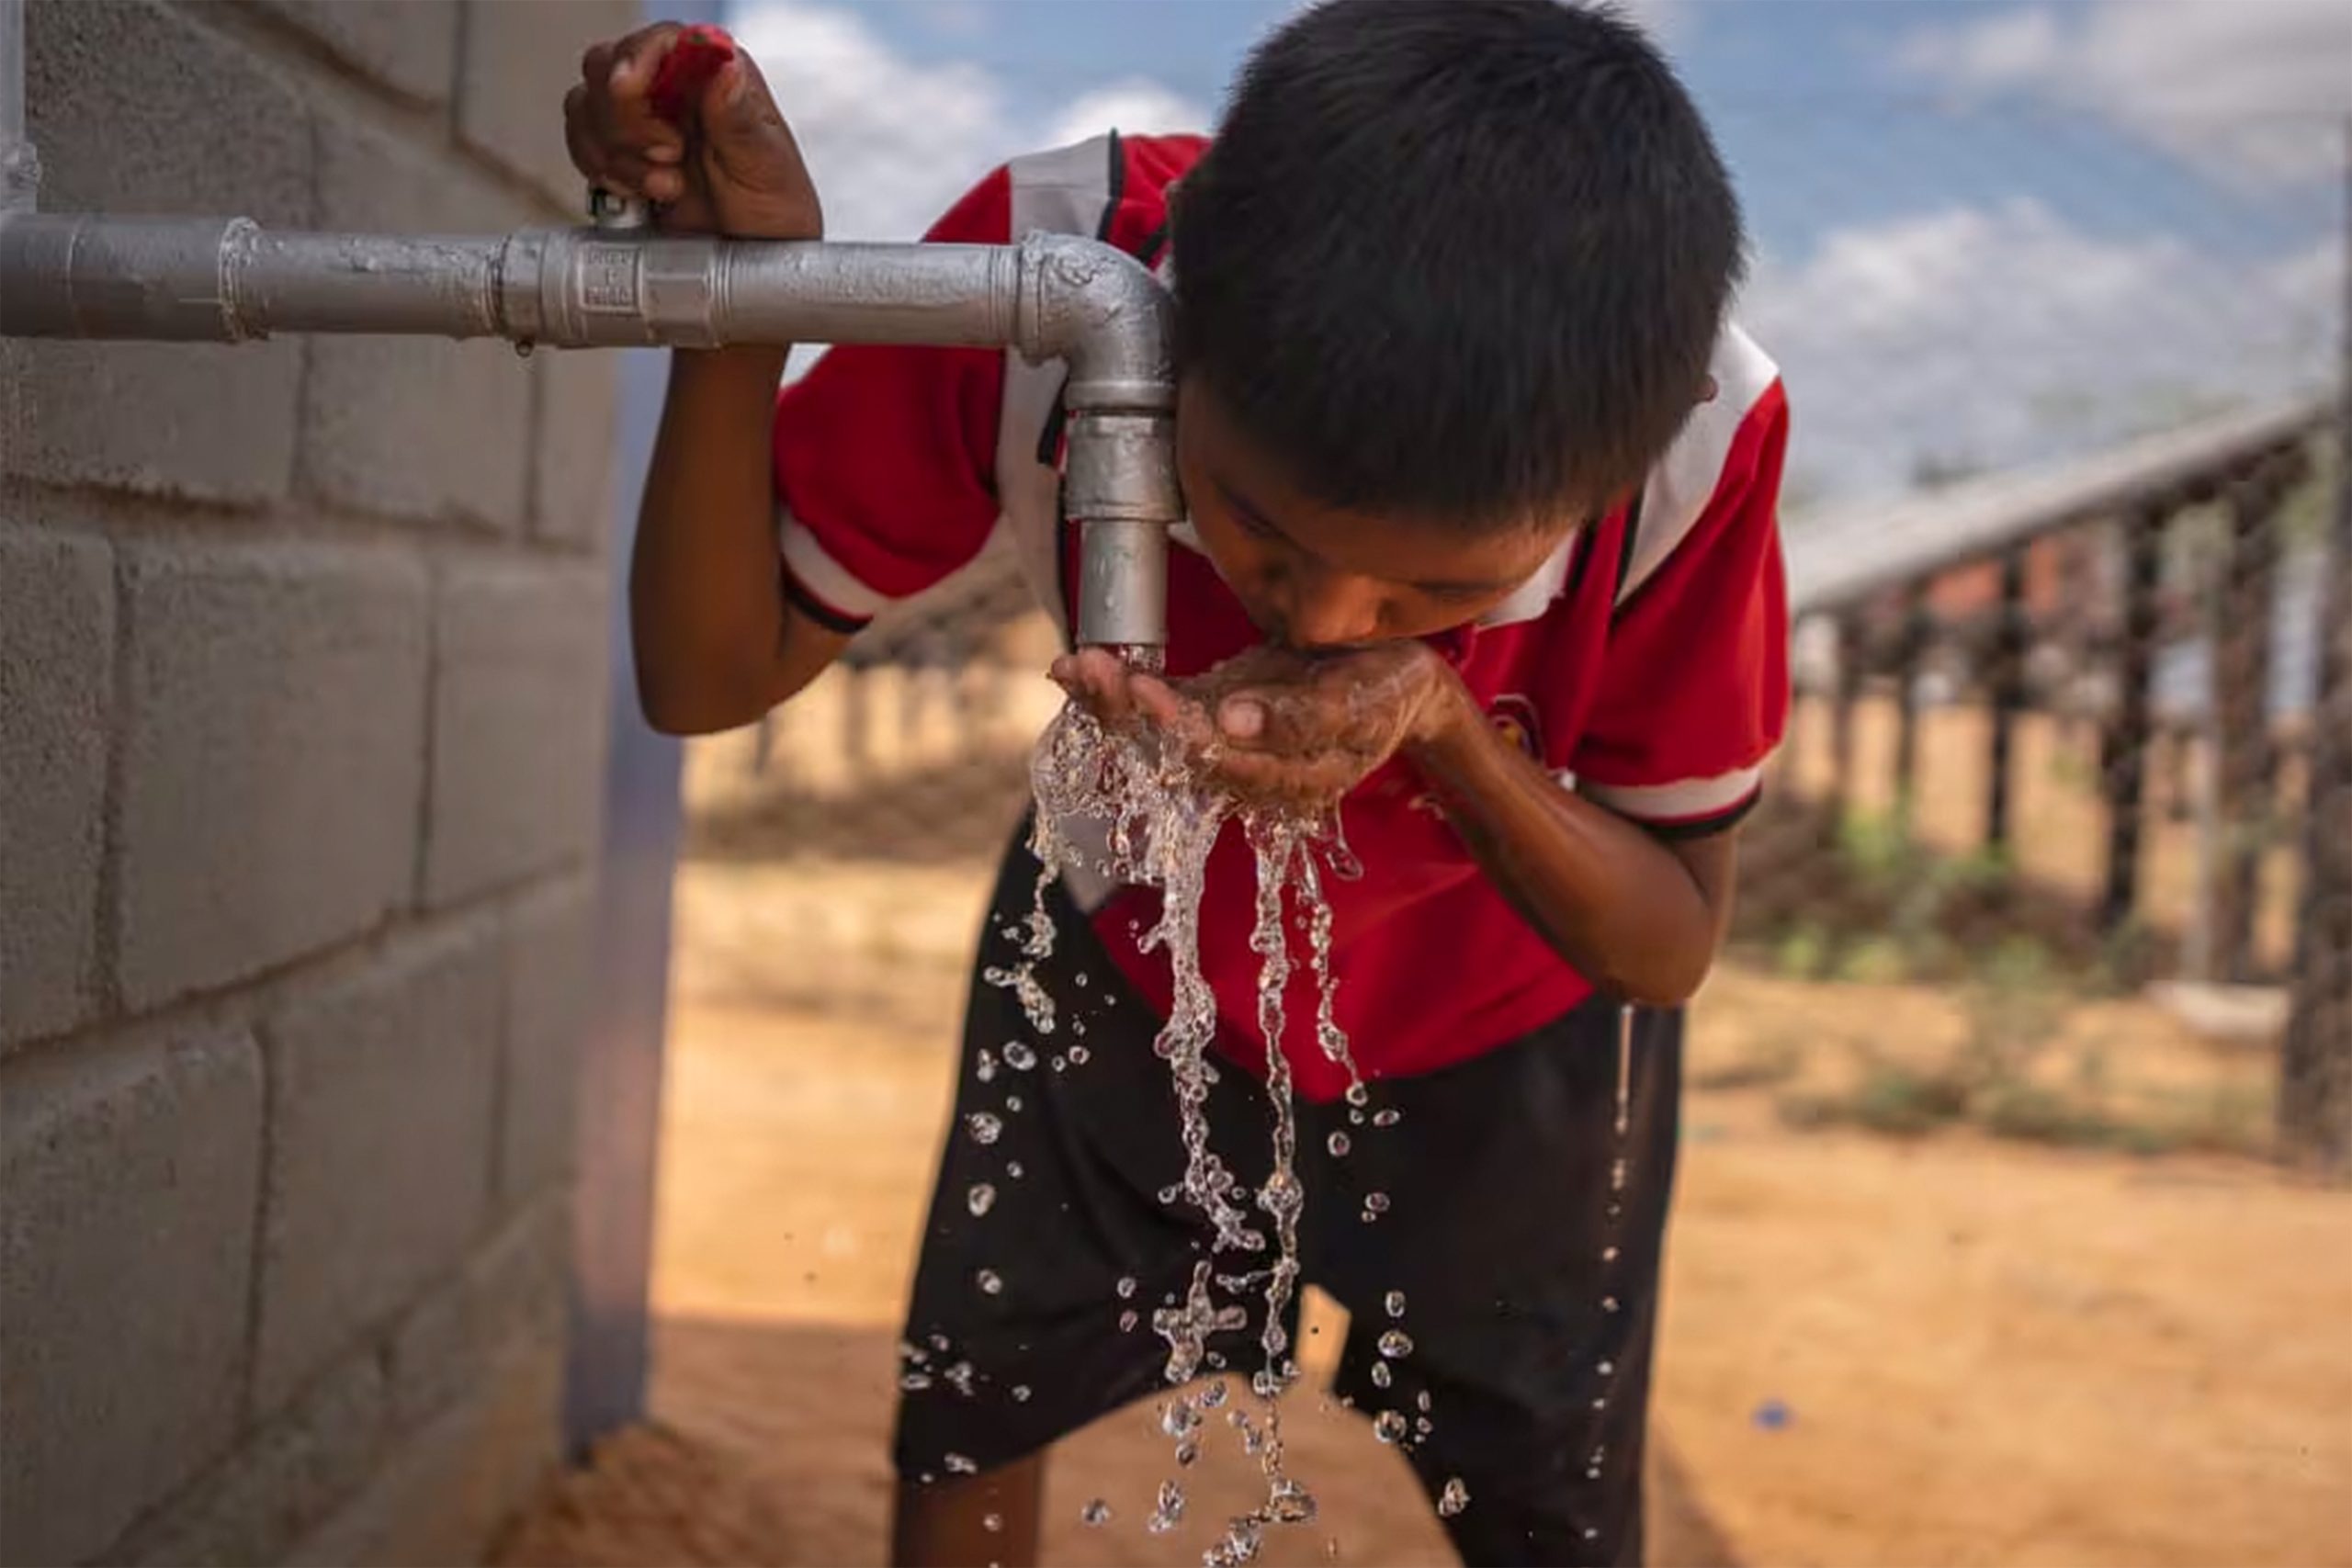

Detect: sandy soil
[498,853,2352,1568]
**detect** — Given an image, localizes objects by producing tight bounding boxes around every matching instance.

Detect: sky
[722,0,2350,512]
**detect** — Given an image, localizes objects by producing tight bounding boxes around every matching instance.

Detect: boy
[567,3,1787,1563]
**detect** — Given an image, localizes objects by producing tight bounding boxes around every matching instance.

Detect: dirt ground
[498,851,2352,1568]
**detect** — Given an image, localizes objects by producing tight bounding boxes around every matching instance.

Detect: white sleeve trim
[778,507,896,619]
[1579,763,1765,824]
[1622,322,1781,605]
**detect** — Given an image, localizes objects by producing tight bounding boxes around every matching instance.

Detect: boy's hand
[564,25,822,241]
[1051,644,1470,812]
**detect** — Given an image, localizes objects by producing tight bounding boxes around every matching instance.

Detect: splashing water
[1001,697,1388,1552]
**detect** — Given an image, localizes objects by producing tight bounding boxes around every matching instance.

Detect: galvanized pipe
[0,205,1177,650]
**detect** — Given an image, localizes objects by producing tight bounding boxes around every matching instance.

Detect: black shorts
[894,829,1684,1568]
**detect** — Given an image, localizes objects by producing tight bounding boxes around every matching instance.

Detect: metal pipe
[0,208,1177,650]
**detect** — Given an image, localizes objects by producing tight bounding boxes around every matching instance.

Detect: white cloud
[730,3,1203,244]
[1046,78,1213,150]
[1894,0,2352,184]
[1744,198,2337,505]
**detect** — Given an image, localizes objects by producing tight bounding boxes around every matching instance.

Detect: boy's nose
[1279,570,1385,650]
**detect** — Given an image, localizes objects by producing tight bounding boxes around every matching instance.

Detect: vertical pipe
[1986,546,2029,852]
[2278,119,2352,1172]
[2102,502,2165,935]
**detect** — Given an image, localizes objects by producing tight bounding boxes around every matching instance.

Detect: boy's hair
[1170,0,1744,533]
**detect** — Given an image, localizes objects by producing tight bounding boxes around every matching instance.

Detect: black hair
[1170,0,1744,531]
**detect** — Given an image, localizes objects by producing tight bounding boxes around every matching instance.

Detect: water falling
[1003,695,1390,1558]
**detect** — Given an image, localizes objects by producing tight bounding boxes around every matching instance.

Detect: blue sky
[726,0,2348,508]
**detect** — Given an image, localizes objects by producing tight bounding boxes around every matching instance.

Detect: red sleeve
[771,168,1011,630]
[1571,381,1792,836]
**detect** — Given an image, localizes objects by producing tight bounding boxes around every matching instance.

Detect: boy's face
[1175,378,1584,650]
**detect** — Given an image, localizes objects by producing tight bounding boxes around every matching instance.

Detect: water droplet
[1346,1083,1371,1108]
[1004,1041,1037,1071]
[1068,1043,1091,1066]
[1587,1465,1602,1481]
[1601,1295,1621,1313]
[982,1512,1003,1532]
[1598,1359,1615,1375]
[1363,1191,1391,1214]
[944,1361,976,1396]
[1200,1378,1228,1408]
[1415,1416,1432,1438]
[900,1371,933,1391]
[976,1051,998,1084]
[977,1269,1004,1296]
[1378,1330,1414,1359]
[1119,1309,1138,1332]
[1385,1290,1407,1317]
[1417,1390,1431,1412]
[929,1332,952,1352]
[1371,1361,1392,1389]
[1052,1055,1067,1072]
[1012,1383,1032,1402]
[1600,1245,1620,1263]
[1583,1527,1600,1541]
[1176,1439,1201,1466]
[1437,1478,1471,1517]
[1327,1130,1351,1157]
[967,1183,996,1217]
[1007,1161,1025,1179]
[1372,1108,1401,1128]
[1147,1479,1185,1534]
[1269,1478,1317,1524]
[1075,972,1091,987]
[944,1453,978,1475]
[1374,1410,1408,1444]
[966,1112,1002,1145]
[1081,1498,1112,1527]
[1005,1094,1023,1112]
[513,339,536,359]
[1350,1109,1365,1125]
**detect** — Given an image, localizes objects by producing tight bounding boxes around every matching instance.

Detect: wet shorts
[894,828,1685,1567]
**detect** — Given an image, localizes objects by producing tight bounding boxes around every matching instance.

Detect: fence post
[2209,460,2288,981]
[1893,581,1930,835]
[1986,546,2030,852]
[2102,502,2166,933]
[1825,611,1861,845]
[2278,120,2352,1170]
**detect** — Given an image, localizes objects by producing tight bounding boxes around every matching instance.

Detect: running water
[995,694,1379,1562]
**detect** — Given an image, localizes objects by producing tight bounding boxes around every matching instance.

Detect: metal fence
[677,104,2350,1168]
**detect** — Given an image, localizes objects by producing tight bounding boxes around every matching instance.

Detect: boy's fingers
[605,24,680,99]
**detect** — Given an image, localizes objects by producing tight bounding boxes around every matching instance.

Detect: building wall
[1,2,635,1561]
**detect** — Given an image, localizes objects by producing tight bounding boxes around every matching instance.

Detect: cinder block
[422,564,609,906]
[0,527,112,1045]
[458,0,639,208]
[115,1345,388,1568]
[114,542,429,1010]
[285,1331,563,1568]
[15,0,310,503]
[0,1031,265,1567]
[385,1190,570,1436]
[253,921,503,1415]
[497,878,595,1202]
[252,0,460,105]
[299,117,535,530]
[531,349,620,551]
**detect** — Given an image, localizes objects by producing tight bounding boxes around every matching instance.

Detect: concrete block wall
[0,2,633,1562]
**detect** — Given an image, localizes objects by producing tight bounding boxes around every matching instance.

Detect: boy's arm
[633,345,849,734]
[1405,690,1737,1006]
